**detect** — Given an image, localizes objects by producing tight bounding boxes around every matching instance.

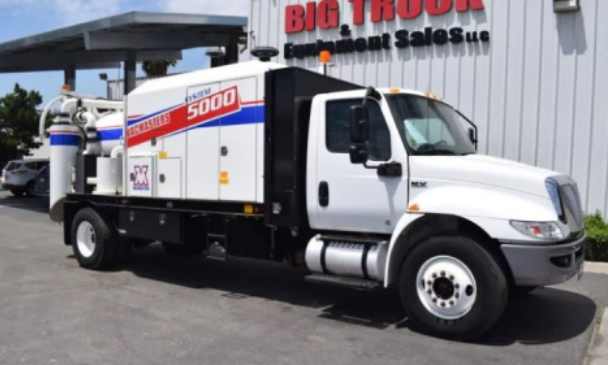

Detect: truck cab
[47,61,585,341]
[304,86,585,338]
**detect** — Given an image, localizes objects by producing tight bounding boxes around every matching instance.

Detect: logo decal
[133,165,150,191]
[127,87,242,148]
[411,181,428,188]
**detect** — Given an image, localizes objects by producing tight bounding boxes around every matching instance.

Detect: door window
[326,100,391,161]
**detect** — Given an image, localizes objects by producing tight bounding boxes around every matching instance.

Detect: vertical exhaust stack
[49,114,82,223]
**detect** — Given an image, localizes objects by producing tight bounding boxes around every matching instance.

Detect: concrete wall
[249,0,608,216]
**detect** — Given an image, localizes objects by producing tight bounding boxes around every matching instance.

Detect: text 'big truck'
[42,58,586,340]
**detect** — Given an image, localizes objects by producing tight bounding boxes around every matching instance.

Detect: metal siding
[250,0,608,217]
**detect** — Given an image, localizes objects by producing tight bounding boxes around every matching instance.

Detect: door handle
[319,181,329,207]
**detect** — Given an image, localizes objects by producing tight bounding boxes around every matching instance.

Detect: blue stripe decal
[99,129,123,141]
[195,106,263,129]
[51,135,80,146]
[168,105,264,138]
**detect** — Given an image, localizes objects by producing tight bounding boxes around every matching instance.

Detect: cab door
[313,98,408,234]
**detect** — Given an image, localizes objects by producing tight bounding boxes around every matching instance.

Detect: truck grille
[560,183,584,232]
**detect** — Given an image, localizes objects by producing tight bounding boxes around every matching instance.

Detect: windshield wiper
[418,149,460,156]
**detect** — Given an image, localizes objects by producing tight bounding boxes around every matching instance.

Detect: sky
[0,0,249,104]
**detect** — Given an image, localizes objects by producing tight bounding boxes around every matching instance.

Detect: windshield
[386,95,476,156]
[5,162,20,172]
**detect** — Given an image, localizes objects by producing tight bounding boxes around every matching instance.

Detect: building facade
[248,0,608,216]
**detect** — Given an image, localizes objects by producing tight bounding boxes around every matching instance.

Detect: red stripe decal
[127,86,242,148]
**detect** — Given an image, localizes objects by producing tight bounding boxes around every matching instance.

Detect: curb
[589,308,607,365]
[586,262,608,276]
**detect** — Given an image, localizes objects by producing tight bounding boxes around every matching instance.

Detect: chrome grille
[559,183,584,232]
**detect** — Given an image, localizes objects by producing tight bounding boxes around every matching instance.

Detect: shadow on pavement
[479,288,598,346]
[0,193,49,214]
[124,245,597,344]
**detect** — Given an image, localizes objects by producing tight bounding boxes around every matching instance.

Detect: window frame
[325,98,392,162]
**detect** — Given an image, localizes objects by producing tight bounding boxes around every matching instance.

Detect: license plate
[577,261,585,280]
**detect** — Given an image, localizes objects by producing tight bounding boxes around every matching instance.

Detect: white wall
[249,0,608,216]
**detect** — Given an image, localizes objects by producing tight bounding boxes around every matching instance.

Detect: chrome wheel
[76,221,97,259]
[416,256,477,320]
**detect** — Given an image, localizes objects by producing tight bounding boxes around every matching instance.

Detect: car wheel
[25,181,36,197]
[399,235,509,341]
[71,208,127,270]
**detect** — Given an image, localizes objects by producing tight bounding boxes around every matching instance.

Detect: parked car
[34,165,50,198]
[1,159,49,197]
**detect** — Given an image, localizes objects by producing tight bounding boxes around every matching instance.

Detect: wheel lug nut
[432,273,438,279]
[449,300,455,306]
[449,275,455,281]
[454,284,460,289]
[427,281,432,286]
[440,302,446,308]
[432,298,437,303]
[427,289,432,295]
[455,293,460,299]
[441,271,446,277]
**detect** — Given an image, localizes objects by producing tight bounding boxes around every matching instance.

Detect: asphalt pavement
[0,190,605,365]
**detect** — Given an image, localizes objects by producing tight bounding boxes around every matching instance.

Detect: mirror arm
[456,109,478,150]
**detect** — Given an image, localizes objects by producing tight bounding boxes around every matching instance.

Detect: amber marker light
[319,50,332,64]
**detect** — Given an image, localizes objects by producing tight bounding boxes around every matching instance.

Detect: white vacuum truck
[41,58,585,340]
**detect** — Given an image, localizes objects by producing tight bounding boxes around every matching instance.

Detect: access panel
[219,77,259,202]
[186,83,221,200]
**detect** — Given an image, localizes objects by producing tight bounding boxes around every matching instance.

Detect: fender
[383,183,557,287]
[384,212,425,287]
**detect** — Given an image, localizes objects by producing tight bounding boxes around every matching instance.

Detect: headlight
[545,179,564,220]
[510,221,565,242]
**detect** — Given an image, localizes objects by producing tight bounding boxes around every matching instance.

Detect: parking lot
[0,190,605,365]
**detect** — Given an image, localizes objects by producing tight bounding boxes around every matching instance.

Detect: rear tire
[71,208,127,270]
[399,236,508,341]
[10,189,24,197]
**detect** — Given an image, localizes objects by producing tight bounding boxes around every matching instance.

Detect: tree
[0,84,43,161]
[140,60,178,77]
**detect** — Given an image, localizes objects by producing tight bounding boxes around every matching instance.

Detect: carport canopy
[0,11,247,95]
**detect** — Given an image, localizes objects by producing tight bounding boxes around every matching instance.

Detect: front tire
[72,208,124,270]
[399,236,508,341]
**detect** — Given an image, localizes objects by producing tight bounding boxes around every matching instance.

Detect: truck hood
[410,155,562,199]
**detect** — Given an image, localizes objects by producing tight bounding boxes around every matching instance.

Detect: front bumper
[500,234,586,286]
[1,183,21,191]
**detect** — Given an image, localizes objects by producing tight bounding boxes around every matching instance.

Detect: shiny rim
[416,256,477,320]
[76,221,96,258]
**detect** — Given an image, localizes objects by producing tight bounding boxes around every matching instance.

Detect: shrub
[585,212,608,262]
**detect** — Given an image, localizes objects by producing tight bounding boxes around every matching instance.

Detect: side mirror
[350,105,370,164]
[350,105,369,144]
[350,144,369,164]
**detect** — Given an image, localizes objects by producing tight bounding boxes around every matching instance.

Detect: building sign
[284,0,490,60]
